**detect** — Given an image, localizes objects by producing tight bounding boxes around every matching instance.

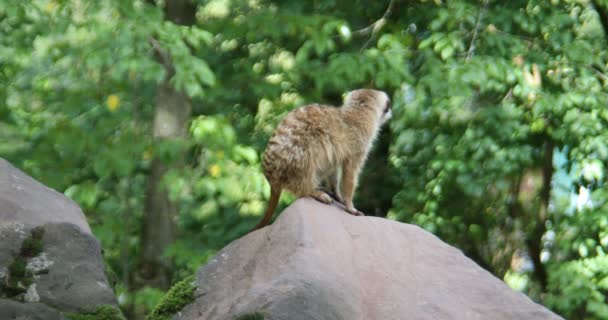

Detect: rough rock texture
[0,300,66,320]
[0,158,118,316]
[0,158,91,234]
[33,222,117,311]
[176,198,563,320]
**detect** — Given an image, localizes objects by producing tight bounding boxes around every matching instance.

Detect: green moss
[65,305,125,320]
[20,226,44,258]
[2,256,33,297]
[8,257,27,279]
[1,227,44,298]
[103,260,118,290]
[146,275,197,320]
[235,312,265,320]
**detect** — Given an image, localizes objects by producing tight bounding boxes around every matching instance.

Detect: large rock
[176,198,563,320]
[0,158,119,317]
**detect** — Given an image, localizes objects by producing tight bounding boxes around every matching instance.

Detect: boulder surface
[0,158,91,233]
[0,158,118,317]
[176,198,563,320]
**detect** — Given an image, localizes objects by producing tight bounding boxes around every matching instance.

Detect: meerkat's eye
[383,99,391,113]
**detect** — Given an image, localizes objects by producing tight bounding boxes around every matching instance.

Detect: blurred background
[2,0,608,318]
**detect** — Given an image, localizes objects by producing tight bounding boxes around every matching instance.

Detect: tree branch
[590,65,608,82]
[466,0,489,61]
[351,0,399,49]
[149,37,175,77]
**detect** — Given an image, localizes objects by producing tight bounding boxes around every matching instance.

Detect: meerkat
[252,89,392,230]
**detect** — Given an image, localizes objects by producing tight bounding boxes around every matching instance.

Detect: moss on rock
[146,275,196,320]
[65,305,125,320]
[235,312,265,320]
[3,256,32,297]
[1,227,45,298]
[8,257,27,280]
[20,226,44,258]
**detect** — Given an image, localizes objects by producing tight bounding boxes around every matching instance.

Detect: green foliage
[546,256,608,319]
[146,275,196,320]
[388,1,608,318]
[133,287,166,316]
[3,0,608,319]
[65,305,125,320]
[235,312,265,320]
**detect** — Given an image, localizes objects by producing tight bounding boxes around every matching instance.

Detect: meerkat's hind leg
[326,171,344,204]
[294,174,334,205]
[311,190,334,204]
[326,191,343,204]
[345,206,365,216]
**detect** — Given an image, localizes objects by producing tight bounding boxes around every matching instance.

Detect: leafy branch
[351,0,400,49]
[466,0,489,61]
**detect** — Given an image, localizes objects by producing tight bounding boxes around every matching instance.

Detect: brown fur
[252,89,392,230]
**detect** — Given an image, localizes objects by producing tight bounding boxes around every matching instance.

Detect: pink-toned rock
[177,198,563,320]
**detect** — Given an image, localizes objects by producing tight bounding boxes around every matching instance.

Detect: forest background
[2,0,608,319]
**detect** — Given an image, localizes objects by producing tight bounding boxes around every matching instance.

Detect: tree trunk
[139,83,191,289]
[521,140,553,295]
[529,140,553,291]
[138,0,196,289]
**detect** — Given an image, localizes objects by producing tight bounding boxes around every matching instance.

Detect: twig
[466,0,489,61]
[591,66,608,81]
[149,37,172,70]
[351,0,397,36]
[351,0,398,50]
[501,87,514,102]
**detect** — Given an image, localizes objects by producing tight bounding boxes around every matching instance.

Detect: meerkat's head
[344,89,392,125]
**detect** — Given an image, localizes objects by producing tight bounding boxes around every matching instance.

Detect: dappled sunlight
[2,0,607,319]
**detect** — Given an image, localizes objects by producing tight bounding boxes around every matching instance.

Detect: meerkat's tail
[251,186,282,232]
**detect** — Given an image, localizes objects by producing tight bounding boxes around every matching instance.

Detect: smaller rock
[35,222,117,312]
[0,299,66,320]
[0,158,91,234]
[0,158,119,316]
